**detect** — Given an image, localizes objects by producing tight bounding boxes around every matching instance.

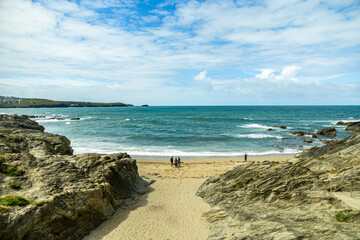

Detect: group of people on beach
[169,154,247,167]
[170,156,181,167]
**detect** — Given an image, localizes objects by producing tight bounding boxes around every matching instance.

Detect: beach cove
[84,156,294,240]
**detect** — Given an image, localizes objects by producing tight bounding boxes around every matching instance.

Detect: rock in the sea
[275,126,287,129]
[197,131,360,239]
[303,139,313,143]
[346,121,360,132]
[292,131,318,138]
[0,115,152,240]
[267,128,273,131]
[336,121,353,125]
[317,127,336,136]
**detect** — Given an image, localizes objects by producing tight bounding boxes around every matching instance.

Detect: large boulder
[0,115,151,240]
[317,127,336,136]
[0,115,73,157]
[346,121,360,132]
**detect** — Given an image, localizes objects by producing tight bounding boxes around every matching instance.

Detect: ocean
[1,106,359,159]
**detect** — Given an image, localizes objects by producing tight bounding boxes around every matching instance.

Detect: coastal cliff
[0,115,151,239]
[197,128,360,239]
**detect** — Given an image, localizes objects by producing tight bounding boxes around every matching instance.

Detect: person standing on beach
[174,157,178,167]
[244,153,248,162]
[178,157,181,167]
[170,156,174,166]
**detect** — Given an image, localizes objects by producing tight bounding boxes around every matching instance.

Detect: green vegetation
[1,166,24,176]
[0,206,10,213]
[335,209,353,223]
[236,177,254,187]
[0,155,4,162]
[0,97,132,108]
[9,182,21,189]
[0,196,30,206]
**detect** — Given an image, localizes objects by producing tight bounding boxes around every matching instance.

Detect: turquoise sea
[1,106,359,159]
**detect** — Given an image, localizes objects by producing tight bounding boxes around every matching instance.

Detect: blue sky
[0,0,359,105]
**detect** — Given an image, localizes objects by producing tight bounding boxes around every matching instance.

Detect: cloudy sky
[0,0,359,105]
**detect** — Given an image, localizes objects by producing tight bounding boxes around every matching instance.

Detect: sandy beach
[84,155,293,240]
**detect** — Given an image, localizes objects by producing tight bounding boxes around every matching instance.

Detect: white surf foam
[238,124,271,129]
[235,133,283,139]
[72,147,298,157]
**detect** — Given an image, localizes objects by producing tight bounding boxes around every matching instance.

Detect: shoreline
[132,153,295,161]
[85,155,294,239]
[136,155,294,179]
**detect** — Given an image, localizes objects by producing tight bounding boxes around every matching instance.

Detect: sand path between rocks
[84,178,210,240]
[84,156,293,240]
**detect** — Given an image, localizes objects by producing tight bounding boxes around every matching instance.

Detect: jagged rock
[0,115,151,239]
[336,121,355,125]
[346,121,360,132]
[303,139,313,143]
[0,115,44,132]
[292,131,318,138]
[197,132,360,239]
[317,127,337,136]
[0,115,73,157]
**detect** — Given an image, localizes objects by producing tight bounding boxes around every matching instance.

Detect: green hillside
[0,97,132,108]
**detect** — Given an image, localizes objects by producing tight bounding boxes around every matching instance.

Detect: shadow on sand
[83,185,155,239]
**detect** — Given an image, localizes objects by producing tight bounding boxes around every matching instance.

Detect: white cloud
[252,66,300,84]
[194,70,208,82]
[0,0,359,105]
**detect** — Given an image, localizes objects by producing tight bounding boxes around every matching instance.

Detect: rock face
[0,115,151,240]
[317,127,337,136]
[197,132,360,239]
[346,121,360,132]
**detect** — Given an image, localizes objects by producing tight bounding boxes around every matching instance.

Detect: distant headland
[0,96,132,108]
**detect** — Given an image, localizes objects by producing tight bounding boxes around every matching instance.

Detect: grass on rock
[335,209,353,223]
[0,196,30,206]
[1,166,24,176]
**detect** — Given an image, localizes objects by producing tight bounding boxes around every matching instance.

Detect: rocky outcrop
[336,121,360,132]
[346,121,360,132]
[197,132,360,239]
[0,115,151,240]
[317,126,337,136]
[292,131,317,138]
[336,121,353,125]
